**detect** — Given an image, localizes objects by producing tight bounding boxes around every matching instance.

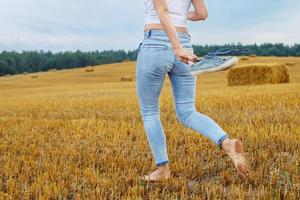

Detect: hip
[144,23,188,33]
[137,29,193,55]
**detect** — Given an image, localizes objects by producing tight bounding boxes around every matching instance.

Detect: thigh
[168,68,197,113]
[135,41,173,110]
[168,46,197,112]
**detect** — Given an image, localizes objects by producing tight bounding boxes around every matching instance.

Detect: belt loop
[147,30,152,38]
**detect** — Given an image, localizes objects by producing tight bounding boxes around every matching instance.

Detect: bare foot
[222,138,250,180]
[141,165,171,182]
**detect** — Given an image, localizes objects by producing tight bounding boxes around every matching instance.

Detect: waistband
[144,29,191,40]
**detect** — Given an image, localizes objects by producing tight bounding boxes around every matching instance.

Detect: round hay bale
[285,62,295,67]
[85,68,94,72]
[31,75,39,79]
[5,74,11,77]
[249,54,257,58]
[227,63,289,86]
[48,68,57,72]
[22,72,28,74]
[121,76,133,82]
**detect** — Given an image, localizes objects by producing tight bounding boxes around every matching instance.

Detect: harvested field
[0,57,299,199]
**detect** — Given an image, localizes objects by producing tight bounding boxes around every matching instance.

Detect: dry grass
[0,57,299,199]
[227,63,289,86]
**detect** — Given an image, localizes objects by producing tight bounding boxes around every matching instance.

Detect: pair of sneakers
[187,49,247,76]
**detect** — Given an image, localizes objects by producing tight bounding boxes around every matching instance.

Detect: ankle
[157,164,170,172]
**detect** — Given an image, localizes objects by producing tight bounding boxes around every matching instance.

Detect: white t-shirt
[144,0,192,27]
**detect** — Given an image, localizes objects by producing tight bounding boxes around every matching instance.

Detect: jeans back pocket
[140,38,167,51]
[142,43,167,48]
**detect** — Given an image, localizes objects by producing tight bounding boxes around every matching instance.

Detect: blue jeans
[135,29,228,166]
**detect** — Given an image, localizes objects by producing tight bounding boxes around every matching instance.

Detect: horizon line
[1,42,299,54]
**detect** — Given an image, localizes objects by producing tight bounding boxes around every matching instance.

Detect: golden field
[0,57,299,199]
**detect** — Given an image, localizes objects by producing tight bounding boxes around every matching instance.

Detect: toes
[237,171,247,180]
[140,175,148,181]
[238,169,250,180]
[140,174,158,182]
[141,175,154,181]
[237,163,250,180]
[140,173,170,182]
[237,162,249,173]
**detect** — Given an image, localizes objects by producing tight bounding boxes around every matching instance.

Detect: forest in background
[1,43,300,76]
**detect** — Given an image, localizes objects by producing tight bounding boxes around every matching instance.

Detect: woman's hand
[173,46,197,64]
[152,0,197,64]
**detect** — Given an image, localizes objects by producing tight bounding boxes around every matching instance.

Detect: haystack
[249,54,257,58]
[85,68,94,72]
[285,62,295,67]
[227,63,289,86]
[240,57,249,61]
[121,76,133,82]
[31,75,39,78]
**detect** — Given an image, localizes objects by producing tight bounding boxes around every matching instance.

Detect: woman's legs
[168,57,249,179]
[136,29,249,181]
[136,45,173,167]
[168,58,229,148]
[136,45,173,181]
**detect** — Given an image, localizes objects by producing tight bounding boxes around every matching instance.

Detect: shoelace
[188,48,249,66]
[204,48,250,61]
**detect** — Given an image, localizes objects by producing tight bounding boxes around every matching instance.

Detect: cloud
[0,0,299,52]
[189,0,300,45]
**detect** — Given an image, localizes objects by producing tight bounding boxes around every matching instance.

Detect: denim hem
[218,135,229,149]
[156,160,169,166]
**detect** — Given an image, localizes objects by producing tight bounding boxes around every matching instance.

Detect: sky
[0,0,299,52]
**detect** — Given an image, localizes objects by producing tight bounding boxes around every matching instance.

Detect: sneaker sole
[190,57,239,76]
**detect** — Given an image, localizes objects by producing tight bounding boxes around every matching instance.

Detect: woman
[136,0,249,181]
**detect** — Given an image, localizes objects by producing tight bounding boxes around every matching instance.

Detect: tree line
[0,43,299,76]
